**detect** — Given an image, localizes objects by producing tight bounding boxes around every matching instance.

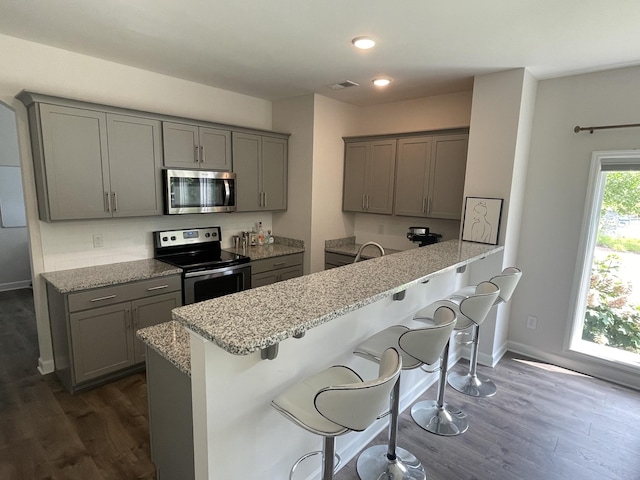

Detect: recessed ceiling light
[352,36,376,49]
[372,78,392,87]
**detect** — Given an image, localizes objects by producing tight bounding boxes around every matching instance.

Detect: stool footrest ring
[290,450,341,480]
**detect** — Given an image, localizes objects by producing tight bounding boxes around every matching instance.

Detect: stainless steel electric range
[153,226,251,305]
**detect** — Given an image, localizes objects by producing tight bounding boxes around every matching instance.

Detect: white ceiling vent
[329,80,359,90]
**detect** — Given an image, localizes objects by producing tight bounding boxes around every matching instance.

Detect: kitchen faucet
[353,241,385,263]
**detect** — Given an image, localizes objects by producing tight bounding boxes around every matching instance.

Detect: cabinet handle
[273,262,286,267]
[194,145,200,163]
[105,192,111,212]
[90,294,116,302]
[264,192,267,207]
[147,285,169,291]
[423,197,427,214]
[366,195,370,210]
[427,198,431,214]
[201,145,205,163]
[112,192,117,212]
[362,194,366,210]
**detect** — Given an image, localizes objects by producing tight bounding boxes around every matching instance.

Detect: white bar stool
[447,268,522,397]
[411,282,500,436]
[271,348,402,480]
[353,306,457,480]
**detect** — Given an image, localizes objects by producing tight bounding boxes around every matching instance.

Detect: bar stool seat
[447,268,522,397]
[272,348,402,480]
[353,306,457,480]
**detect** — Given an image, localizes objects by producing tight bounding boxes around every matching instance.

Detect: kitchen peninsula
[139,239,504,479]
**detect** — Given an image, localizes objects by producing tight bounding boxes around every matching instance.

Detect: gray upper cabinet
[27,102,163,221]
[162,122,231,171]
[343,140,396,215]
[394,134,468,220]
[233,132,287,211]
[106,114,163,217]
[428,135,468,219]
[38,104,112,220]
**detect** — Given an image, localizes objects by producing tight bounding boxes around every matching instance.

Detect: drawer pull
[147,285,169,291]
[273,262,287,267]
[90,294,116,302]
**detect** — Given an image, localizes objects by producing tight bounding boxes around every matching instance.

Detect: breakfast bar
[139,240,504,479]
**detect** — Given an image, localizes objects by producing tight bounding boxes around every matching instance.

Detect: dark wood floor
[2,288,640,479]
[0,289,154,480]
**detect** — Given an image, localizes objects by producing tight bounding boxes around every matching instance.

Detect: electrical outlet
[526,315,538,330]
[93,234,104,248]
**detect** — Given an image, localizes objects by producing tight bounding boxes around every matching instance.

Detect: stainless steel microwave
[164,168,236,214]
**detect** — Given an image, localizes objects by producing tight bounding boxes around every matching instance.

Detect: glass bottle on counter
[258,222,265,245]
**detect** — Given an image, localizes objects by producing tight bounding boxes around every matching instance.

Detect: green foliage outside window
[583,254,640,353]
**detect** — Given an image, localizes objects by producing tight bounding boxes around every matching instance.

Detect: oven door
[183,264,251,305]
[165,169,236,214]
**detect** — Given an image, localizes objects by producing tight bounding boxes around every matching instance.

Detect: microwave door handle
[223,179,231,206]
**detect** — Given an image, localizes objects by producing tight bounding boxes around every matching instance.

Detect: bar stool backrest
[314,348,401,432]
[491,267,522,304]
[457,281,500,329]
[398,306,457,366]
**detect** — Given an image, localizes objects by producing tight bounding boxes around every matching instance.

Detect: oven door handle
[223,180,231,206]
[184,266,240,278]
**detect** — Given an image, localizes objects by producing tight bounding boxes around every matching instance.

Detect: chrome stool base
[447,371,497,398]
[356,445,426,480]
[411,400,469,436]
[290,450,340,480]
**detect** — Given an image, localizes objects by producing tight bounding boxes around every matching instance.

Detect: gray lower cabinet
[251,253,303,287]
[343,140,396,214]
[47,275,182,393]
[395,134,468,220]
[24,101,163,221]
[232,132,288,211]
[162,122,231,171]
[324,251,355,269]
[146,348,194,480]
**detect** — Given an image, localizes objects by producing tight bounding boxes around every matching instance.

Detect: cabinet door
[107,114,163,217]
[261,136,287,210]
[69,303,134,384]
[39,104,111,220]
[251,270,280,288]
[428,135,468,220]
[132,292,182,364]
[199,127,232,171]
[232,132,261,211]
[343,142,368,212]
[162,122,199,169]
[394,137,431,217]
[366,140,396,215]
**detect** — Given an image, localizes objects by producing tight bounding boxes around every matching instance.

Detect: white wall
[510,65,640,388]
[272,95,315,272]
[0,102,31,291]
[0,33,273,373]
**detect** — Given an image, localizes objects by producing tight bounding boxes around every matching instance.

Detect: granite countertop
[42,259,183,294]
[137,320,191,376]
[225,244,304,261]
[169,240,503,360]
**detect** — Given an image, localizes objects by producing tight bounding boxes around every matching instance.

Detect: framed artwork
[461,197,503,245]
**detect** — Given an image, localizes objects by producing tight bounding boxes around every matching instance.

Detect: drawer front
[68,275,181,312]
[251,253,303,275]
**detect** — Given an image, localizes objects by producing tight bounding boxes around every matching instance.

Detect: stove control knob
[205,233,210,238]
[171,236,176,241]
[162,236,168,242]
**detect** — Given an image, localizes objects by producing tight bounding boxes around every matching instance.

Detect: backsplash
[40,213,273,272]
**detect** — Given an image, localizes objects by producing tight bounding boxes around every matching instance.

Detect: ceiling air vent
[329,80,359,90]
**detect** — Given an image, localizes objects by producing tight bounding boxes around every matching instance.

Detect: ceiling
[2,0,640,106]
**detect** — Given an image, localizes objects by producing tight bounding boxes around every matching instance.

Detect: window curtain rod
[573,123,640,134]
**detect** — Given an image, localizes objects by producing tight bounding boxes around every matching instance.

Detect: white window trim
[565,150,640,371]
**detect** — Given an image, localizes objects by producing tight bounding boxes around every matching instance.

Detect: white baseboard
[0,280,31,292]
[37,356,55,375]
[457,342,507,369]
